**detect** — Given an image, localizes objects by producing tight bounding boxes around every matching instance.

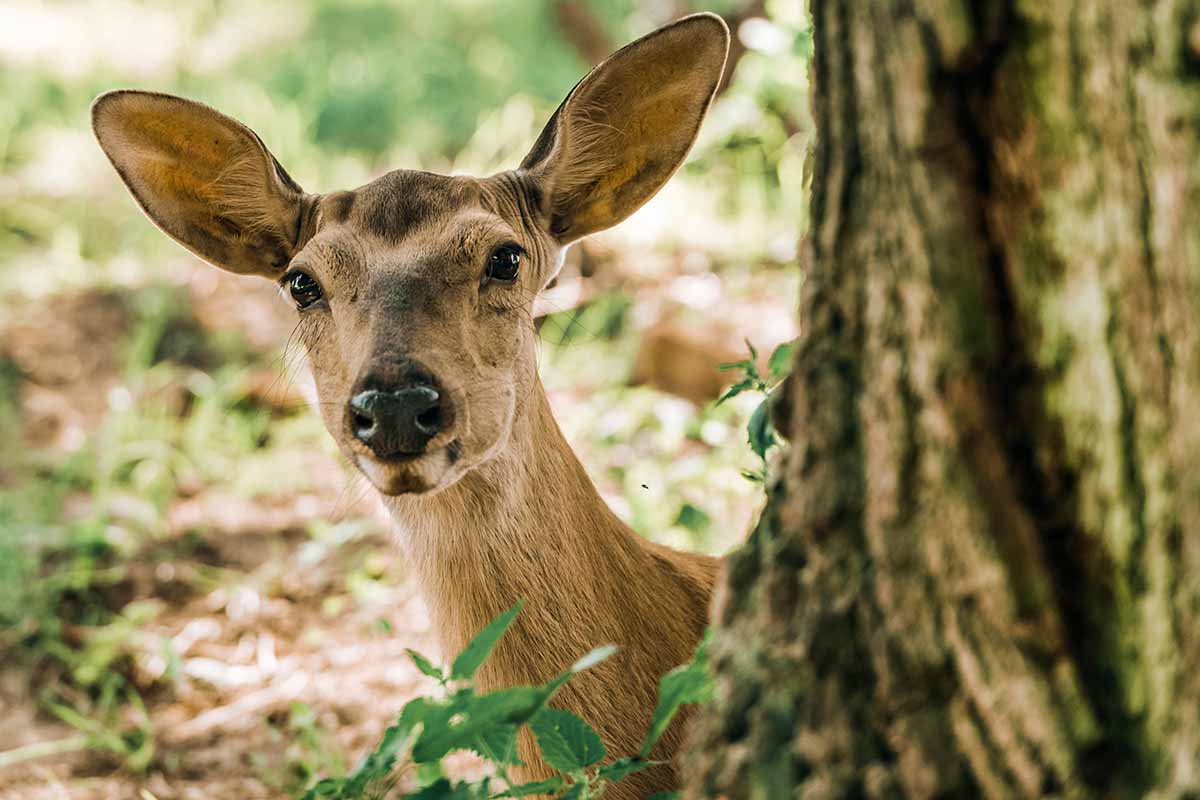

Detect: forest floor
[0,273,463,799]
[0,255,794,799]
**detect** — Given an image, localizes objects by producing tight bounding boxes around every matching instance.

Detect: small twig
[164,672,309,743]
[554,0,615,65]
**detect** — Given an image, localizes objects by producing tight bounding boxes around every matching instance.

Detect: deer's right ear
[519,13,729,244]
[92,90,308,278]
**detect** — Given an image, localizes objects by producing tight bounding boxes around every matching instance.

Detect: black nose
[348,385,444,458]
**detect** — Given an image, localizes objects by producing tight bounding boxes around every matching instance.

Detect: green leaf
[335,696,433,795]
[647,793,681,800]
[408,778,469,799]
[529,707,606,772]
[716,377,756,405]
[569,644,617,674]
[496,776,566,797]
[767,340,796,379]
[301,777,344,799]
[717,358,754,373]
[746,396,776,459]
[472,723,521,766]
[412,686,548,762]
[640,636,714,757]
[416,759,446,786]
[408,648,445,681]
[558,783,586,800]
[596,756,655,783]
[717,341,770,405]
[793,27,814,59]
[451,601,522,680]
[674,503,711,533]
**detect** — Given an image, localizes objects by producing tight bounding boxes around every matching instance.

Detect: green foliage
[717,340,796,482]
[746,400,774,460]
[497,776,565,797]
[717,340,764,404]
[674,503,712,533]
[640,632,714,758]
[45,687,154,772]
[451,601,523,681]
[300,606,713,799]
[409,649,447,682]
[255,0,587,158]
[767,341,797,379]
[530,708,606,772]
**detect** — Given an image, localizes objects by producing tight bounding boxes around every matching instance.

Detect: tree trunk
[687,1,1200,797]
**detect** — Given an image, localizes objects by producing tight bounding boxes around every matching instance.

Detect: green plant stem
[0,734,90,770]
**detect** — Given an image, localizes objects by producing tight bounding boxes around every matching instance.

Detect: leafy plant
[301,603,712,800]
[718,339,796,482]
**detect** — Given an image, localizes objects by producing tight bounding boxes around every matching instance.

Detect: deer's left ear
[92,90,308,278]
[519,13,729,244]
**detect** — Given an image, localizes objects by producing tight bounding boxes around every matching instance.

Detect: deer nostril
[415,405,442,434]
[349,391,382,445]
[352,410,375,435]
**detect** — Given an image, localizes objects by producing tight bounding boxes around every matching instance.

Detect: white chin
[355,447,455,496]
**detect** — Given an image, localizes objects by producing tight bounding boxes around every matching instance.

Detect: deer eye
[485,244,522,283]
[287,270,324,309]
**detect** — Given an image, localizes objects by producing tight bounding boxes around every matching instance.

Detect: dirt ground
[0,510,450,799]
[0,276,482,799]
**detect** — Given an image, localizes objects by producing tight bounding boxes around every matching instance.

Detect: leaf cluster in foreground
[302,602,712,800]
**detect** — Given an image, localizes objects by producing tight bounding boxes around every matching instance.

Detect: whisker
[260,319,312,408]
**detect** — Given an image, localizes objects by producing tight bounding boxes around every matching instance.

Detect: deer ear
[92,90,308,278]
[519,13,729,243]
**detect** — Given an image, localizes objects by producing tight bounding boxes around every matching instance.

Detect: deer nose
[348,386,443,458]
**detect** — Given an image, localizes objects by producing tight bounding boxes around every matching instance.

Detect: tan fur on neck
[387,381,718,796]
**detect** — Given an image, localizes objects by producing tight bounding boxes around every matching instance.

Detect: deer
[92,13,730,797]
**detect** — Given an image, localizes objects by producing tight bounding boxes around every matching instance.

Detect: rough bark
[687,1,1200,797]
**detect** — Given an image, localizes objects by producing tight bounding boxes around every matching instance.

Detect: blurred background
[0,0,807,797]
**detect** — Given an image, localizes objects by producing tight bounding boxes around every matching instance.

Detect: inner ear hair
[92,90,309,278]
[520,13,730,243]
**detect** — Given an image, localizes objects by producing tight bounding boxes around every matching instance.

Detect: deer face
[275,171,560,495]
[92,14,728,496]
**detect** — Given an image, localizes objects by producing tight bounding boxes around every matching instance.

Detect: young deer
[93,14,729,796]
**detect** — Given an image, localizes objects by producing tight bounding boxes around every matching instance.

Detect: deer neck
[380,377,645,672]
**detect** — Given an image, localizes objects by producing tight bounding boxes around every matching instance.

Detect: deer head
[93,14,729,498]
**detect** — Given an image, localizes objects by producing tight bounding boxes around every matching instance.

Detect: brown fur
[92,14,730,796]
[392,387,719,795]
